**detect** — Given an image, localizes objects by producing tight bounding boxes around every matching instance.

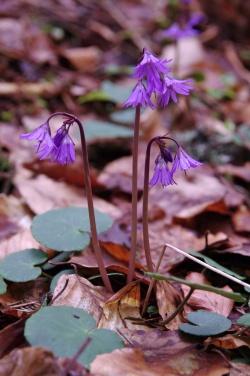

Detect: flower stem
[48,112,113,292]
[127,105,141,283]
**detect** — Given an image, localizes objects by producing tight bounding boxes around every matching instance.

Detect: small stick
[165,243,250,290]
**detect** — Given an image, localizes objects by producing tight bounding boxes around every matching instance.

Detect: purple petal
[172,147,202,173]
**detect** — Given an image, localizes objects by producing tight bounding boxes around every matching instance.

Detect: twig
[165,243,250,290]
[160,288,194,326]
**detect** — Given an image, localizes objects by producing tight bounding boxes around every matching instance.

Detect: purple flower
[158,76,193,107]
[134,49,170,94]
[124,81,155,108]
[181,0,192,4]
[150,155,176,187]
[161,23,198,40]
[188,13,205,28]
[172,147,202,173]
[20,122,54,159]
[50,126,75,165]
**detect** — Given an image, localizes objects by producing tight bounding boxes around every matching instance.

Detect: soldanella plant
[21,49,201,292]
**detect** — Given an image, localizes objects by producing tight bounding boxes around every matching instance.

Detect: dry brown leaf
[0,229,40,259]
[98,282,144,331]
[14,170,121,218]
[90,346,229,376]
[217,163,250,183]
[0,320,25,358]
[230,362,250,376]
[52,274,107,322]
[156,281,183,330]
[0,194,31,241]
[182,272,234,317]
[0,18,56,64]
[232,206,250,233]
[0,347,62,376]
[205,334,250,350]
[62,46,101,72]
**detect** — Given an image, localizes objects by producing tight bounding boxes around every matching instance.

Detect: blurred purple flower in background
[161,13,204,41]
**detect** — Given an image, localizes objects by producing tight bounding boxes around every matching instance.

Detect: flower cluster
[21,118,75,165]
[161,13,204,41]
[124,49,192,109]
[149,139,202,188]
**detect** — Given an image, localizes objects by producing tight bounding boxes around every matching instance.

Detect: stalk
[127,105,141,283]
[48,112,113,292]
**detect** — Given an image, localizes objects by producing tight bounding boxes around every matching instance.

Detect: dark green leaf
[101,81,133,104]
[146,272,246,303]
[83,119,132,141]
[180,310,231,336]
[25,306,124,368]
[31,207,113,252]
[0,249,48,282]
[189,250,245,280]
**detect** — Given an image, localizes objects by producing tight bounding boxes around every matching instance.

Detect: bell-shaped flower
[20,122,54,160]
[150,155,176,187]
[172,147,202,173]
[158,76,192,107]
[51,126,75,165]
[124,81,155,108]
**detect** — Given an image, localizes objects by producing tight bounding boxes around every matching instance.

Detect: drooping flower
[124,81,155,108]
[150,155,176,187]
[158,76,193,107]
[20,122,54,159]
[50,125,75,165]
[171,146,202,173]
[134,49,170,94]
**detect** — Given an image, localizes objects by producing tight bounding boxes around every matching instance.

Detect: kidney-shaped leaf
[237,313,250,328]
[0,276,7,294]
[0,249,48,282]
[180,310,231,337]
[31,207,113,252]
[25,306,124,368]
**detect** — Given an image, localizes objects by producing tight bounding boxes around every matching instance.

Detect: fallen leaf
[91,345,229,376]
[229,362,250,376]
[0,319,25,358]
[205,334,250,349]
[182,272,234,317]
[0,229,40,259]
[98,282,144,331]
[14,170,121,218]
[156,281,183,330]
[52,274,107,322]
[62,46,101,72]
[232,206,250,233]
[217,163,250,183]
[0,347,62,376]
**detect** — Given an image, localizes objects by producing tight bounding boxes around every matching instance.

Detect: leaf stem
[165,243,250,290]
[127,105,141,283]
[48,112,113,292]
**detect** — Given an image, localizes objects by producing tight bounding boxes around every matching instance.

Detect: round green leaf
[0,249,48,282]
[25,306,124,368]
[179,310,231,337]
[0,276,7,295]
[237,313,250,328]
[31,207,113,252]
